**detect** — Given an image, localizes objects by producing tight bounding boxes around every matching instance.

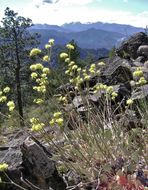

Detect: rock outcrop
[0,131,66,190]
[116,32,148,60]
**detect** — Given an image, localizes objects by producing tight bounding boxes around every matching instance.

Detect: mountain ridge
[30,21,144,50]
[30,28,125,49]
[32,21,144,35]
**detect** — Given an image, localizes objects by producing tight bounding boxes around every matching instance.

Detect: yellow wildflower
[3,87,10,93]
[7,101,15,112]
[53,112,62,118]
[36,63,43,70]
[90,64,96,69]
[72,65,78,70]
[106,86,113,93]
[43,68,50,74]
[77,68,81,72]
[48,39,54,45]
[138,77,147,85]
[0,96,7,103]
[49,119,55,126]
[30,64,37,71]
[126,99,134,105]
[31,72,38,79]
[31,123,44,132]
[84,75,90,81]
[60,52,68,59]
[65,70,70,75]
[43,55,49,62]
[66,44,74,50]
[29,48,41,57]
[56,118,64,127]
[30,117,37,124]
[45,44,51,49]
[0,163,8,172]
[111,92,118,100]
[65,58,70,63]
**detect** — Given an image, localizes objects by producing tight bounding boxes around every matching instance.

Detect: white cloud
[33,0,93,7]
[1,0,147,28]
[123,0,128,3]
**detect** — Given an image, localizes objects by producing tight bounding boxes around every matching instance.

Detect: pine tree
[0,7,39,126]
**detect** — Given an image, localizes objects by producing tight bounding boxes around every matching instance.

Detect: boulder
[116,32,148,59]
[100,56,133,85]
[137,45,148,60]
[0,134,66,190]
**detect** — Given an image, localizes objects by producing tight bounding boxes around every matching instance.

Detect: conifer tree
[0,7,39,126]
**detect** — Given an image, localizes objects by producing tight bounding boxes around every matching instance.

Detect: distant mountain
[30,28,125,49]
[31,24,69,32]
[32,21,144,36]
[30,21,144,50]
[61,21,144,35]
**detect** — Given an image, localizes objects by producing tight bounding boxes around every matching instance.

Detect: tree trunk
[14,31,24,127]
[15,65,24,127]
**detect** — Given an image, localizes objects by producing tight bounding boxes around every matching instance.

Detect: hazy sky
[0,0,148,27]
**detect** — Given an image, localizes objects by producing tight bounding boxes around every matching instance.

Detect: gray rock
[132,61,144,67]
[0,136,66,190]
[135,56,146,63]
[144,60,148,68]
[101,56,133,85]
[137,45,148,59]
[132,84,148,101]
[116,32,148,59]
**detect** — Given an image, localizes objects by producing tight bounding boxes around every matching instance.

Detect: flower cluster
[60,53,69,59]
[0,86,10,103]
[126,99,133,105]
[7,101,15,112]
[93,83,118,100]
[43,55,49,62]
[44,39,54,62]
[63,51,101,90]
[29,48,41,57]
[30,63,50,96]
[133,67,143,77]
[49,111,64,127]
[58,95,68,105]
[132,67,147,86]
[0,87,15,112]
[30,117,45,132]
[0,163,8,172]
[48,39,54,46]
[66,43,74,50]
[138,76,147,85]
